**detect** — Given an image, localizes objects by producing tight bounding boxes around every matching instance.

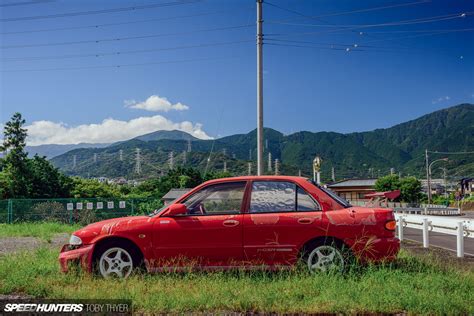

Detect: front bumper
[349,236,400,263]
[58,244,95,273]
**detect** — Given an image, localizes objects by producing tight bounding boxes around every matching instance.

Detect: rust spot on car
[250,215,279,225]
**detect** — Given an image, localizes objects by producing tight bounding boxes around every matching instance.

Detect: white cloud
[125,95,189,112]
[432,96,450,104]
[25,115,212,146]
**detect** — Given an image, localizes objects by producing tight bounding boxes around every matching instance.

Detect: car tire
[94,241,142,278]
[302,240,352,274]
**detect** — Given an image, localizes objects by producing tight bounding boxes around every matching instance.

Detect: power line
[0,0,200,22]
[267,12,472,29]
[265,12,473,37]
[2,40,252,62]
[0,24,253,49]
[1,7,253,35]
[265,0,431,23]
[0,0,54,8]
[428,150,474,155]
[1,56,234,73]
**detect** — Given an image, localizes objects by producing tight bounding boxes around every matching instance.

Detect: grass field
[0,222,80,240]
[0,245,473,314]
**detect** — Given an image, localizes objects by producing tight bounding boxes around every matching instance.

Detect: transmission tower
[223,148,227,156]
[134,148,141,174]
[72,155,77,170]
[331,167,335,182]
[248,162,252,175]
[169,151,174,169]
[119,149,123,161]
[268,152,272,172]
[223,161,227,172]
[187,139,192,152]
[93,153,97,163]
[274,159,279,175]
[182,150,187,165]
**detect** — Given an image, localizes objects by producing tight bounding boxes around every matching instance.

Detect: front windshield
[308,179,352,208]
[149,205,167,217]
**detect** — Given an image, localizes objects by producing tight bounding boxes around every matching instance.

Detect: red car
[59,176,399,278]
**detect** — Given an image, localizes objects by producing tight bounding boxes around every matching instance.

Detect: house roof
[162,188,192,200]
[327,179,377,188]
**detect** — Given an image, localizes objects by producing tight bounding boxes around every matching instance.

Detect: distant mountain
[50,104,474,181]
[26,143,110,159]
[133,130,198,142]
[28,130,198,159]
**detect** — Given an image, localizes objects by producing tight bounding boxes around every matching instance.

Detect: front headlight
[69,235,82,246]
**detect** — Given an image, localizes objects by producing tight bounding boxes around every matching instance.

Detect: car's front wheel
[306,243,346,273]
[98,247,134,278]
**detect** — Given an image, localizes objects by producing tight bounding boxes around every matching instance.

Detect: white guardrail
[395,214,474,258]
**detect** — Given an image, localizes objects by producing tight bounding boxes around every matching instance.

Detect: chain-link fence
[0,197,162,225]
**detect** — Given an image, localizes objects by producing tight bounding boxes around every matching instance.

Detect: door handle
[223,219,240,227]
[298,218,313,224]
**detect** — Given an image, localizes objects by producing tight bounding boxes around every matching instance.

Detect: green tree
[399,176,422,203]
[0,113,30,197]
[374,174,400,192]
[375,174,422,203]
[70,177,121,198]
[29,155,73,198]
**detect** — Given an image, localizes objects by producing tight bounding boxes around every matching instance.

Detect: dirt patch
[402,240,474,271]
[0,233,68,256]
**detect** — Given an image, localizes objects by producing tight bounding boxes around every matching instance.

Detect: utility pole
[249,149,252,161]
[274,159,279,175]
[135,148,141,174]
[256,0,264,175]
[268,152,272,172]
[223,161,227,173]
[390,167,394,175]
[298,170,301,177]
[442,167,447,198]
[425,149,431,205]
[248,162,252,175]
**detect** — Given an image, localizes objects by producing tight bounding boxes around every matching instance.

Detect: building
[327,179,377,203]
[162,188,191,206]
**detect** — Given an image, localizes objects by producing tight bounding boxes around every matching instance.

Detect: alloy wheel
[99,247,133,278]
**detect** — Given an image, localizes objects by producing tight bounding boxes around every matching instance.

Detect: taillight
[385,220,397,231]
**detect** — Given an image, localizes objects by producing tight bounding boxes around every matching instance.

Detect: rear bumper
[349,236,400,263]
[58,244,95,273]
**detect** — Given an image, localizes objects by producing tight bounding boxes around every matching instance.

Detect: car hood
[72,215,152,244]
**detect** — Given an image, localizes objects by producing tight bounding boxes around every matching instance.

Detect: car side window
[182,182,246,215]
[297,186,321,211]
[250,181,320,213]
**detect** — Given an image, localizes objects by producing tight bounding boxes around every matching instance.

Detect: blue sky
[0,0,473,145]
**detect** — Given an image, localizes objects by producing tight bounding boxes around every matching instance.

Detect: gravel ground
[0,233,68,256]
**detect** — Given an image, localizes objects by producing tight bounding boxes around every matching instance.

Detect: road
[403,227,474,256]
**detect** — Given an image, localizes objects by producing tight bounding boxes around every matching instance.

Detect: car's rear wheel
[306,244,345,273]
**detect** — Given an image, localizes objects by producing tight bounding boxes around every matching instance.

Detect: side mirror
[166,203,188,216]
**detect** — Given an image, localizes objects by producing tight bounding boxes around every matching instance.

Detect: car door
[242,180,323,266]
[154,181,247,267]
